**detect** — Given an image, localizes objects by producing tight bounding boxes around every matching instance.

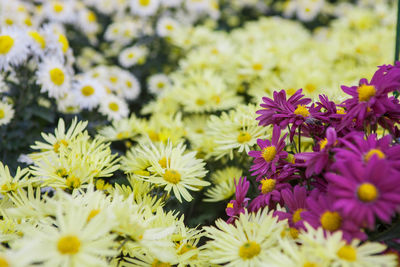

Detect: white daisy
[147,73,171,95]
[0,27,29,70]
[72,77,106,110]
[43,0,76,24]
[156,17,180,37]
[130,0,160,16]
[36,58,71,99]
[0,101,14,126]
[99,95,129,121]
[120,72,141,100]
[27,29,47,57]
[118,45,148,68]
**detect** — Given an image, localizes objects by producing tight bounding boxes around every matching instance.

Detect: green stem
[395,0,400,63]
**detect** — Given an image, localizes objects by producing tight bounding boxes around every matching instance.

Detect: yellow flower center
[357,183,378,203]
[134,170,150,176]
[305,83,317,93]
[58,34,69,53]
[87,209,100,222]
[320,211,342,231]
[239,241,261,259]
[178,244,196,255]
[53,139,68,153]
[337,245,357,262]
[165,24,174,31]
[152,259,171,267]
[0,256,9,267]
[157,82,165,89]
[357,84,376,102]
[0,109,4,119]
[196,99,205,106]
[108,102,119,111]
[303,262,318,267]
[292,208,305,223]
[25,17,33,26]
[53,2,64,13]
[0,35,14,54]
[262,146,277,162]
[163,169,181,184]
[294,105,310,118]
[5,19,13,25]
[66,175,81,188]
[158,157,169,168]
[87,11,97,22]
[226,202,233,209]
[237,131,251,143]
[289,227,299,239]
[29,31,46,49]
[81,85,95,96]
[49,68,65,86]
[261,178,276,194]
[364,149,385,162]
[319,138,328,150]
[336,107,346,115]
[57,235,81,255]
[139,0,151,6]
[211,95,221,104]
[252,63,263,71]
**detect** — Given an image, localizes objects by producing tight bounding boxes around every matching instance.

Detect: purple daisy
[301,191,367,242]
[256,89,314,141]
[248,175,291,212]
[248,125,288,178]
[334,132,400,171]
[326,158,400,229]
[274,185,308,227]
[340,63,400,130]
[295,127,337,177]
[226,177,250,223]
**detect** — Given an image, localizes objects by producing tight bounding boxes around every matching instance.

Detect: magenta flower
[248,125,288,178]
[274,185,308,227]
[295,127,337,177]
[301,191,367,242]
[326,158,400,229]
[248,176,291,212]
[256,89,313,140]
[226,177,250,223]
[334,132,400,171]
[340,63,400,130]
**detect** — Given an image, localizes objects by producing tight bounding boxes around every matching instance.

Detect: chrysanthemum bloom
[256,89,314,140]
[301,192,366,242]
[334,132,400,171]
[274,185,308,228]
[226,177,250,223]
[248,176,291,212]
[295,127,337,177]
[326,158,400,229]
[340,63,400,130]
[248,125,288,178]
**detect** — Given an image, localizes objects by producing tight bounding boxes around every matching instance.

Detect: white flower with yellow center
[27,28,47,56]
[156,17,180,37]
[118,45,149,68]
[120,72,141,100]
[203,208,288,266]
[131,141,209,202]
[99,95,129,121]
[36,58,71,99]
[147,73,171,95]
[0,101,15,126]
[78,8,100,35]
[0,27,29,70]
[73,77,106,110]
[21,204,116,267]
[130,0,160,16]
[43,0,76,23]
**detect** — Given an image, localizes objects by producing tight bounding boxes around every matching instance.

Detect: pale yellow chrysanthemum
[97,114,144,142]
[125,141,209,202]
[203,208,288,266]
[203,167,243,202]
[0,163,31,196]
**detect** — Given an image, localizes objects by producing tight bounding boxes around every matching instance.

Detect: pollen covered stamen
[357,84,376,102]
[49,68,65,86]
[357,183,378,203]
[320,211,342,231]
[364,149,385,162]
[163,169,181,184]
[239,241,261,259]
[57,235,81,255]
[294,105,310,118]
[292,208,306,223]
[237,131,251,143]
[262,146,277,162]
[337,245,357,262]
[261,178,276,194]
[0,35,14,55]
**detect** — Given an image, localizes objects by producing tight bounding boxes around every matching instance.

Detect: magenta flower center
[262,146,277,162]
[320,211,342,231]
[294,105,310,118]
[364,149,385,162]
[357,84,376,102]
[357,183,378,203]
